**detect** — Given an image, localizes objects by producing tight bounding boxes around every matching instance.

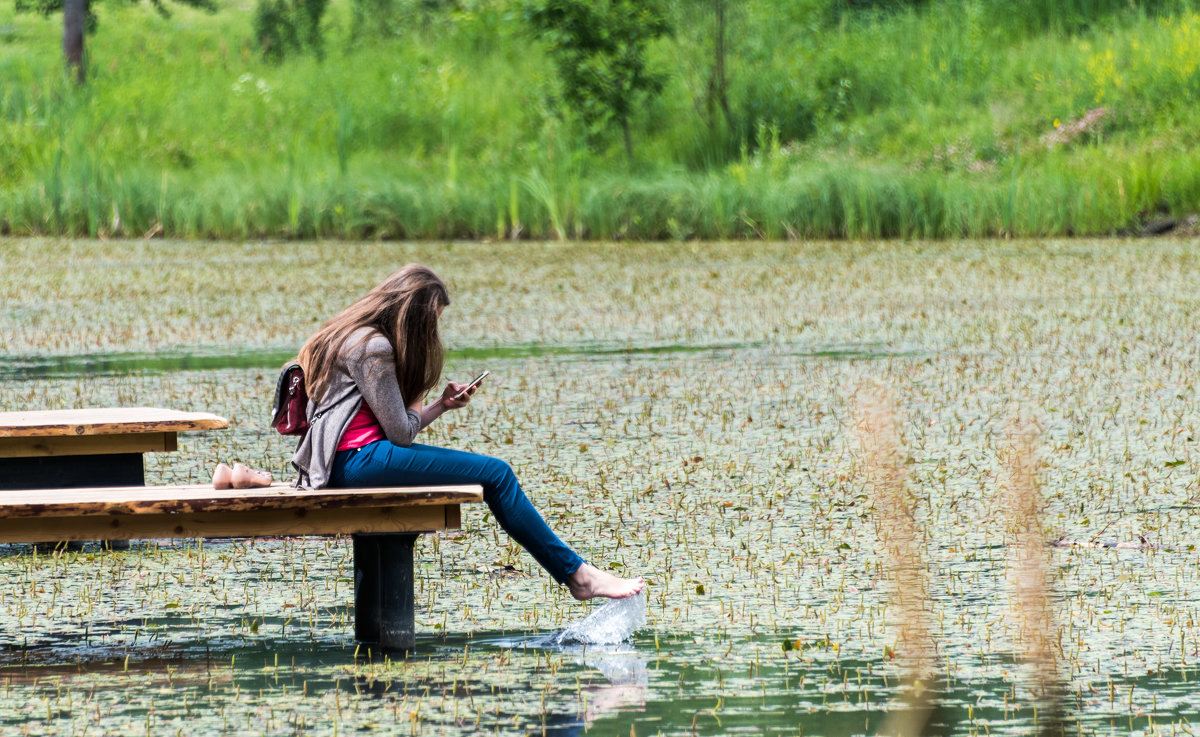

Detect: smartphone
[453,370,490,399]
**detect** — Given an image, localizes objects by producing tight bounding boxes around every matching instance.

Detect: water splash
[552,593,646,647]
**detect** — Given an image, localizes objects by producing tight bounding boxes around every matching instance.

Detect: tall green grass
[2,0,1199,239]
[8,148,1197,240]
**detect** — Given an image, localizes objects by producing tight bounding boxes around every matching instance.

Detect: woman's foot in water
[567,563,644,600]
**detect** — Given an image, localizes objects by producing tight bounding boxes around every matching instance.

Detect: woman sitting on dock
[291,264,643,601]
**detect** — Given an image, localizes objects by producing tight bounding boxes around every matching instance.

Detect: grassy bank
[2,0,1200,239]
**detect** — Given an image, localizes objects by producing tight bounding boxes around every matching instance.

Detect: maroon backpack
[271,363,310,436]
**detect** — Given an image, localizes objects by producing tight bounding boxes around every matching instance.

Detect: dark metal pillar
[353,533,417,654]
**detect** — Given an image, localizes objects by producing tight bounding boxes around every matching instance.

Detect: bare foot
[567,563,645,601]
[212,462,233,490]
[231,463,273,489]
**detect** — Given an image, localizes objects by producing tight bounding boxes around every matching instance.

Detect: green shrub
[524,0,672,161]
[253,0,327,60]
[984,0,1191,34]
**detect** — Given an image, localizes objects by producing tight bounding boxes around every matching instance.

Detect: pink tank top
[337,401,387,451]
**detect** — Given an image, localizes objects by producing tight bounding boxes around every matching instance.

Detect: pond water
[2,238,1200,735]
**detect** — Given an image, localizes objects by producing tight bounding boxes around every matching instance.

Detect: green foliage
[524,0,670,159]
[349,0,403,40]
[4,0,1200,239]
[253,0,327,61]
[660,0,743,166]
[14,0,215,25]
[827,0,929,20]
[13,0,96,31]
[982,0,1190,34]
[13,0,216,85]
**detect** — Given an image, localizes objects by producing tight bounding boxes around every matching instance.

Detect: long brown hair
[298,264,450,404]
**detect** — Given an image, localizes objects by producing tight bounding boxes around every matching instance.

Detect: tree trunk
[63,0,86,84]
[713,0,732,130]
[622,115,633,164]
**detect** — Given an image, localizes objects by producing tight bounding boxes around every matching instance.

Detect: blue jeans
[330,441,585,584]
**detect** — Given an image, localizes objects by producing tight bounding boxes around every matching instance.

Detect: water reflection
[475,634,648,735]
[5,622,1200,735]
[0,340,913,379]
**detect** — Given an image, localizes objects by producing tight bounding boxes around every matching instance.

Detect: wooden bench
[0,407,232,550]
[0,407,230,490]
[0,482,484,653]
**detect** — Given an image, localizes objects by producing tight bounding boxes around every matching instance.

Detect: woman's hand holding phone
[439,370,488,410]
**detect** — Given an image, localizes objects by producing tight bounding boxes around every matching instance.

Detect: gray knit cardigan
[291,328,423,489]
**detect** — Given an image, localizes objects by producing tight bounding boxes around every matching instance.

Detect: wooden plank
[0,483,484,518]
[0,408,228,438]
[0,504,461,542]
[0,432,175,458]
